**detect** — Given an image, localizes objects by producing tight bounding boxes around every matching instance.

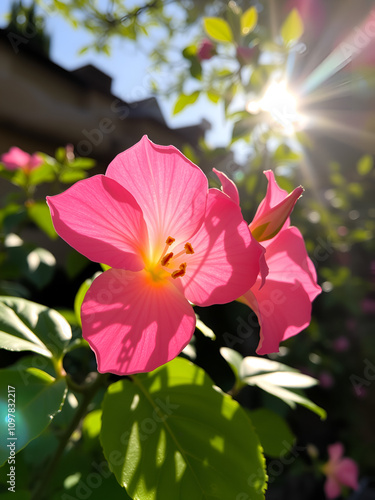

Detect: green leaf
[24,247,56,290]
[207,90,221,103]
[70,157,96,170]
[74,273,100,327]
[281,9,304,46]
[173,91,200,114]
[0,367,66,466]
[357,154,373,175]
[59,168,87,183]
[220,347,243,383]
[241,7,258,35]
[27,200,57,240]
[196,317,216,340]
[28,162,56,186]
[0,297,72,360]
[203,17,234,43]
[101,357,266,499]
[248,409,295,457]
[240,357,326,419]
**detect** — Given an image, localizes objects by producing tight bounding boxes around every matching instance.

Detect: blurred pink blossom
[322,443,359,499]
[319,371,334,389]
[1,147,43,173]
[332,336,350,352]
[197,39,216,61]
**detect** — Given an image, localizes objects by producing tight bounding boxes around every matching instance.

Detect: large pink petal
[81,268,196,375]
[324,476,341,499]
[335,459,359,490]
[212,168,240,205]
[241,227,321,354]
[47,175,148,271]
[181,189,263,306]
[106,136,208,253]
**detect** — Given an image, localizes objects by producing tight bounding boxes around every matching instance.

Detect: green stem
[31,372,107,500]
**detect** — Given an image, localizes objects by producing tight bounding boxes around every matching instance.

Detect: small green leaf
[0,297,72,360]
[173,91,200,114]
[203,17,234,43]
[101,357,266,499]
[70,158,96,170]
[0,367,66,466]
[27,201,57,240]
[196,317,216,340]
[59,168,87,183]
[25,247,56,290]
[248,408,295,457]
[74,273,101,327]
[241,6,258,35]
[28,162,56,186]
[357,154,373,176]
[281,9,304,46]
[207,90,221,103]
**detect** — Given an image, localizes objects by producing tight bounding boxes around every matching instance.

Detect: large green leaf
[101,357,267,500]
[0,368,66,466]
[203,17,233,43]
[281,9,304,46]
[0,297,72,360]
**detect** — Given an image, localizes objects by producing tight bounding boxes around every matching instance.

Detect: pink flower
[1,147,43,173]
[214,168,321,354]
[197,39,216,61]
[322,443,359,499]
[47,136,262,375]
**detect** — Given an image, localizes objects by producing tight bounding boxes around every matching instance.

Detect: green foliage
[173,91,200,114]
[101,357,267,499]
[247,408,295,458]
[241,7,258,35]
[203,17,234,43]
[281,9,304,46]
[0,367,66,466]
[0,297,72,360]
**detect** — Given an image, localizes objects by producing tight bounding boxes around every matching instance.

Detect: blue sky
[0,0,230,146]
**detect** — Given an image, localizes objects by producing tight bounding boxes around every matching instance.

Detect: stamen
[171,262,187,279]
[173,243,195,260]
[184,242,194,254]
[161,252,174,267]
[159,236,176,263]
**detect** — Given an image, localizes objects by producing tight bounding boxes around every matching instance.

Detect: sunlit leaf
[173,91,200,114]
[281,9,304,46]
[0,297,72,359]
[203,17,234,43]
[0,368,66,466]
[357,154,373,176]
[101,357,267,499]
[27,200,57,240]
[241,6,258,35]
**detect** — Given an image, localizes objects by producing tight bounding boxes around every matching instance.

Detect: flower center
[146,236,195,282]
[159,236,195,279]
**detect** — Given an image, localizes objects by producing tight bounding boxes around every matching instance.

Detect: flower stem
[31,372,107,500]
